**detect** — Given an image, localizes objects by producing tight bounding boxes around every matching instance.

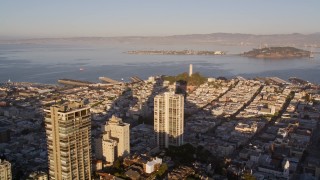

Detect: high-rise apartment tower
[154,92,184,148]
[44,101,92,180]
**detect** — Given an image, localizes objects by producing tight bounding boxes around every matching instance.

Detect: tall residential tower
[154,92,184,148]
[44,101,92,180]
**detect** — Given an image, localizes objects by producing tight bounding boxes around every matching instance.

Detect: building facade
[102,132,118,164]
[44,101,92,180]
[154,92,184,148]
[28,171,48,180]
[0,159,11,180]
[101,116,130,164]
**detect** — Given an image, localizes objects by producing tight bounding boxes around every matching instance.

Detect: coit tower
[189,64,193,77]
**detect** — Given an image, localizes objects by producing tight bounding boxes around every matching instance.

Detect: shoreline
[126,50,226,55]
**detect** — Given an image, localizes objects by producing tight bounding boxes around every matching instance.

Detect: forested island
[242,47,311,59]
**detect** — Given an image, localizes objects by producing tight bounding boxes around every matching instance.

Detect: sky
[1,0,320,38]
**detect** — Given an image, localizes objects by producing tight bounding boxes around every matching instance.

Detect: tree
[163,72,207,86]
[157,163,168,176]
[113,159,122,169]
[242,172,256,180]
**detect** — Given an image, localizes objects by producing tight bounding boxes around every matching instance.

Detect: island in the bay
[242,47,311,59]
[126,49,226,55]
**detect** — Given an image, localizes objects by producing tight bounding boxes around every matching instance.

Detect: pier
[58,79,94,86]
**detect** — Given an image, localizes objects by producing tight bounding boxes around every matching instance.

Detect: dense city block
[0,72,320,179]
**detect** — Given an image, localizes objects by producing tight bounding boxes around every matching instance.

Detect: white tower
[189,64,193,77]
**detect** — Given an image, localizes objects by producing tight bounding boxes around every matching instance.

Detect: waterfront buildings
[44,101,92,179]
[154,92,184,148]
[0,159,11,180]
[100,116,130,164]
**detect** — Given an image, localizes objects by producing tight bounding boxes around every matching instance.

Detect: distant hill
[1,33,320,47]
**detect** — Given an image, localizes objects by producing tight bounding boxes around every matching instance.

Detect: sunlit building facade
[0,159,11,180]
[44,101,92,180]
[154,92,184,148]
[101,116,130,164]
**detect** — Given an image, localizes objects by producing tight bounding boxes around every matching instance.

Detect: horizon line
[1,32,320,41]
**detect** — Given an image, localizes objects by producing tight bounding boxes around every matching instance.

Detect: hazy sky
[1,0,319,38]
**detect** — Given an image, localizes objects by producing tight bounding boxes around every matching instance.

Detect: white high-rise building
[0,159,11,180]
[44,101,92,180]
[154,92,184,148]
[101,116,130,164]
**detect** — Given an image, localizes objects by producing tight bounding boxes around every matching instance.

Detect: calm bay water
[0,43,319,84]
